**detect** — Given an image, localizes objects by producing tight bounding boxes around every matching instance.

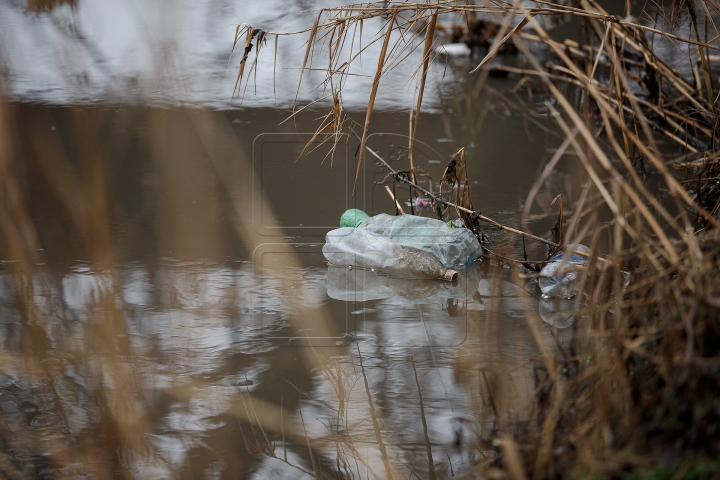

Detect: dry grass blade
[522,129,576,231]
[550,194,565,249]
[499,436,529,480]
[295,15,321,108]
[353,12,397,195]
[452,147,473,211]
[470,15,533,73]
[232,26,256,99]
[273,34,278,102]
[295,93,346,163]
[241,29,267,101]
[409,11,438,179]
[385,184,406,213]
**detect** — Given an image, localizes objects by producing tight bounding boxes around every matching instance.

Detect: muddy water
[0,98,588,478]
[0,3,594,478]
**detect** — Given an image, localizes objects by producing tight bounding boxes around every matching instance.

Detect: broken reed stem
[384,185,405,214]
[354,131,557,248]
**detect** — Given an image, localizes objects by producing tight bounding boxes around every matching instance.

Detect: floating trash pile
[323,209,482,281]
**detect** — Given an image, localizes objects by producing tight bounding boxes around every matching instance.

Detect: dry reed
[1,0,720,477]
[233,0,720,477]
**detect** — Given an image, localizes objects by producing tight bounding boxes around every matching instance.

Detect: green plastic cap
[339,209,369,228]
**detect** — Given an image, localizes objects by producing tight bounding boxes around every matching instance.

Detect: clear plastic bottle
[537,244,590,298]
[323,227,458,281]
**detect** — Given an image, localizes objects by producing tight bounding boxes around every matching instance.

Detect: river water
[0,1,592,479]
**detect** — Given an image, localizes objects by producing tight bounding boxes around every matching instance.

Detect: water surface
[0,2,591,478]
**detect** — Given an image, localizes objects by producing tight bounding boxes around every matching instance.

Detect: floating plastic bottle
[538,244,590,298]
[323,227,458,281]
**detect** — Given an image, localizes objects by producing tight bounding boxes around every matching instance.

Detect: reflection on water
[0,29,587,474]
[0,0,461,110]
[539,297,578,328]
[0,255,580,477]
[325,264,475,303]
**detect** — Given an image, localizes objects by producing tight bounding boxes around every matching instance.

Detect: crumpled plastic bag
[358,214,481,269]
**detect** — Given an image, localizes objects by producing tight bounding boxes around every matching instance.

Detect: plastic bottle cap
[339,208,370,228]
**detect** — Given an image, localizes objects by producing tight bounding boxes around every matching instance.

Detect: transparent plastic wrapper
[538,244,590,298]
[323,227,458,281]
[359,214,482,268]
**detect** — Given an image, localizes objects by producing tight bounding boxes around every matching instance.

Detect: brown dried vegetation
[234,0,720,477]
